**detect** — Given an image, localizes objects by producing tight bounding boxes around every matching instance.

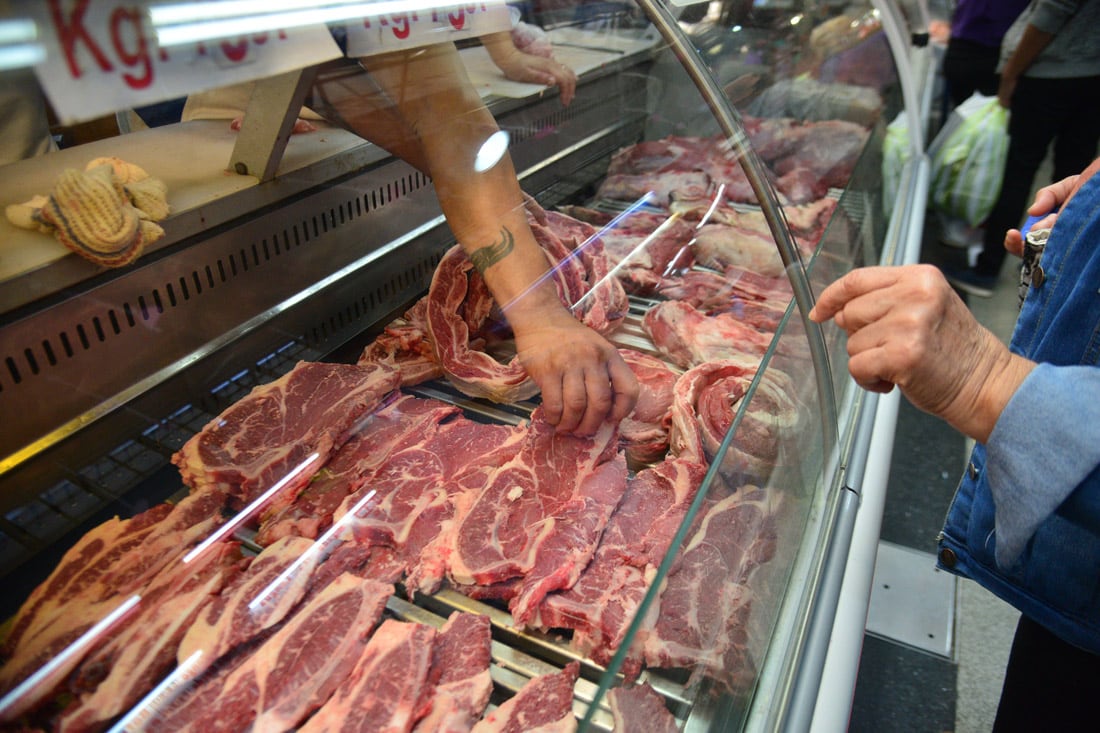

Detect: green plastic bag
[929,93,1009,227]
[882,111,911,218]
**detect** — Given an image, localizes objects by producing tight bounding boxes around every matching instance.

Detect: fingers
[551,61,576,106]
[810,266,902,324]
[607,354,640,423]
[1005,228,1025,258]
[519,331,638,436]
[554,352,638,436]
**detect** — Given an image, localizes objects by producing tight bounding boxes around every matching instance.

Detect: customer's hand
[810,264,1034,443]
[1005,157,1100,256]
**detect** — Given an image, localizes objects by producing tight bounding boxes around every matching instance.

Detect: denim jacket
[937,170,1100,653]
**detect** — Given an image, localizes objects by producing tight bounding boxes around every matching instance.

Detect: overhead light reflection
[0,18,45,71]
[181,451,322,564]
[151,0,493,46]
[474,130,510,172]
[106,649,205,733]
[247,488,378,617]
[0,595,141,719]
[501,192,655,316]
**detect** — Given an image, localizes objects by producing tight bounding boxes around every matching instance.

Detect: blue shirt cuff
[986,363,1100,566]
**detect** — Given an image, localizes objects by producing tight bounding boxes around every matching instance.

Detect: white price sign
[344,2,511,57]
[30,0,342,125]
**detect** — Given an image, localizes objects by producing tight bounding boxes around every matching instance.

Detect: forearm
[944,335,1036,445]
[1001,24,1054,82]
[361,42,564,323]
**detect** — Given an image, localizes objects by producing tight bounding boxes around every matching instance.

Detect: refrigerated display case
[0,0,933,730]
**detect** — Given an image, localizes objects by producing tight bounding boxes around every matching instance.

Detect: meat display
[445,408,628,626]
[643,299,774,369]
[670,359,803,481]
[533,457,706,675]
[0,61,874,727]
[637,486,784,693]
[470,661,580,733]
[597,121,868,207]
[298,618,437,733]
[617,349,679,466]
[172,360,401,508]
[608,683,679,733]
[412,613,493,733]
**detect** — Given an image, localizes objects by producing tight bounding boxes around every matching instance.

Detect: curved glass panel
[0,1,905,730]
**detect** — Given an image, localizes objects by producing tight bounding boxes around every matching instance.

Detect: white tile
[865,541,956,658]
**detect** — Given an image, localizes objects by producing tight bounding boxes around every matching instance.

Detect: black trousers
[976,74,1100,277]
[942,38,1001,108]
[992,614,1100,732]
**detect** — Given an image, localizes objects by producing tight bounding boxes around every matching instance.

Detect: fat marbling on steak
[533,457,706,676]
[172,360,400,509]
[471,661,580,733]
[299,618,437,733]
[154,575,393,731]
[412,612,493,733]
[637,486,783,693]
[254,394,463,546]
[444,408,628,626]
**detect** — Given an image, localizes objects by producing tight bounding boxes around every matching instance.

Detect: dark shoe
[943,267,996,298]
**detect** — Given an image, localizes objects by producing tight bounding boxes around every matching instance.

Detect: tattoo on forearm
[469,227,515,273]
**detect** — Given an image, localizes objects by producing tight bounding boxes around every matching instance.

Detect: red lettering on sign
[221,37,250,62]
[392,13,410,38]
[448,6,466,30]
[110,6,153,89]
[49,0,113,79]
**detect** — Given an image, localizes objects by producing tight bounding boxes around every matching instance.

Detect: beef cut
[335,414,527,596]
[444,409,628,625]
[637,486,782,693]
[172,360,400,509]
[175,536,320,678]
[617,349,679,466]
[412,613,493,733]
[556,205,696,294]
[299,618,437,733]
[643,300,772,369]
[534,457,706,674]
[153,575,393,731]
[0,490,228,721]
[470,661,579,733]
[55,541,241,733]
[608,683,679,733]
[670,359,802,481]
[359,299,444,386]
[254,394,462,546]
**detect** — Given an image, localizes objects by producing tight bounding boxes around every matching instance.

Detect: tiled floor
[846,212,1023,733]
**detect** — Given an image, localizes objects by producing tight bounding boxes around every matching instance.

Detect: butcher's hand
[809,264,1034,444]
[512,306,638,436]
[481,32,577,106]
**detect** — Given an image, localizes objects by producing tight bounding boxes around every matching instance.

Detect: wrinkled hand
[495,53,577,106]
[514,309,638,435]
[1004,158,1100,256]
[810,264,1033,443]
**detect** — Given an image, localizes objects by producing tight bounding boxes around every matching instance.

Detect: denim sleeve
[986,363,1100,566]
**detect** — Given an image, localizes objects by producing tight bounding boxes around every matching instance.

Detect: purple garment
[951,0,1030,48]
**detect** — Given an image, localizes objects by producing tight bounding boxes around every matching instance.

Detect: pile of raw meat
[0,122,863,728]
[0,359,771,731]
